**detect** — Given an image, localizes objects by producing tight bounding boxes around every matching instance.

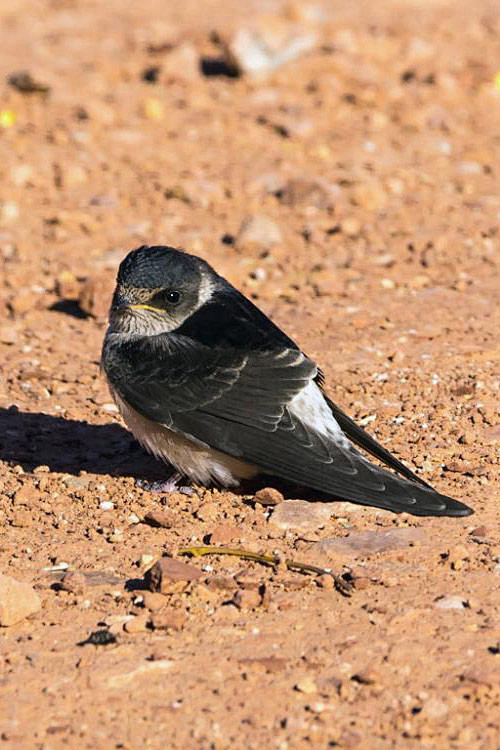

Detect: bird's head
[108,245,216,335]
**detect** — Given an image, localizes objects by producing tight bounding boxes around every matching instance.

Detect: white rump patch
[289,381,348,445]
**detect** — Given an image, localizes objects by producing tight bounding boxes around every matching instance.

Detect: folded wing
[103,332,472,517]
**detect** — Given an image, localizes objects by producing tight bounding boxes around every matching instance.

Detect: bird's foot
[136,473,196,496]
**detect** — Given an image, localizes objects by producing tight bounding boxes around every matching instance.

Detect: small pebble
[254,487,284,506]
[99,500,114,511]
[124,613,150,634]
[295,676,317,695]
[435,595,466,610]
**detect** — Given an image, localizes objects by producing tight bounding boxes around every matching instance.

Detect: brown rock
[0,325,18,344]
[78,271,115,320]
[11,510,32,528]
[269,500,335,531]
[142,591,169,612]
[470,525,487,539]
[206,575,237,592]
[254,487,284,506]
[124,613,150,634]
[352,182,387,212]
[146,557,203,594]
[237,656,288,673]
[235,572,261,591]
[0,575,41,626]
[13,484,39,506]
[341,217,362,237]
[196,501,219,521]
[235,214,282,249]
[314,528,425,562]
[143,510,176,529]
[150,610,187,632]
[277,178,334,209]
[233,588,262,609]
[295,676,318,694]
[10,291,38,316]
[210,523,241,544]
[60,571,87,595]
[55,270,80,299]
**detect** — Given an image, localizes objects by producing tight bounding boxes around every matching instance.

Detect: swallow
[101,245,473,517]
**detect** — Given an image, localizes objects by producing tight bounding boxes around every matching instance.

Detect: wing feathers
[103,330,472,517]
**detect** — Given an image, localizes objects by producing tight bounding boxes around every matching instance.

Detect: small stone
[449,544,469,570]
[60,572,87,595]
[196,501,219,522]
[0,200,20,225]
[254,487,284,506]
[217,26,316,76]
[142,592,169,612]
[206,575,237,592]
[352,668,380,685]
[0,575,41,626]
[352,183,387,211]
[435,595,466,610]
[142,97,164,120]
[150,610,187,632]
[269,500,335,532]
[10,291,38,316]
[78,271,115,320]
[316,574,334,591]
[470,525,487,538]
[235,214,282,249]
[277,178,334,209]
[13,485,39,506]
[54,163,88,189]
[143,510,176,529]
[107,528,124,544]
[99,500,114,511]
[210,524,241,544]
[124,613,150,634]
[146,557,203,594]
[139,554,157,570]
[421,698,449,720]
[235,572,261,591]
[0,325,18,344]
[309,269,343,297]
[11,164,33,186]
[341,217,361,237]
[233,588,262,609]
[11,510,32,528]
[56,271,80,299]
[295,676,317,694]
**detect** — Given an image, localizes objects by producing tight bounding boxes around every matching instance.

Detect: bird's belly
[110,388,258,486]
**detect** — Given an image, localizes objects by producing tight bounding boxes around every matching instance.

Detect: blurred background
[1,0,499,328]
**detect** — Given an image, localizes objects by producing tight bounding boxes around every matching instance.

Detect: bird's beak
[129,304,161,313]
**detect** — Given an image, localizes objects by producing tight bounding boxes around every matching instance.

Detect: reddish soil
[0,1,499,748]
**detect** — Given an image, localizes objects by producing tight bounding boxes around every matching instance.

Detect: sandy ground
[0,0,500,748]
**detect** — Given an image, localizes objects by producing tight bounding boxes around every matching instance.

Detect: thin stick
[178,545,352,596]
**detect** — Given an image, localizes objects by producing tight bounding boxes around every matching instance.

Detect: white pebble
[99,500,114,511]
[435,595,466,610]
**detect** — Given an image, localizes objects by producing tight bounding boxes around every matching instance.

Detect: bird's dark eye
[166,290,182,305]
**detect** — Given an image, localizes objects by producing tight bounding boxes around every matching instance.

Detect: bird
[101,244,473,517]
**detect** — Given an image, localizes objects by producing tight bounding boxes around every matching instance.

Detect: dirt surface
[1,0,500,748]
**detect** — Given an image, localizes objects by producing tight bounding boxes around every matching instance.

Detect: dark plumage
[101,245,473,517]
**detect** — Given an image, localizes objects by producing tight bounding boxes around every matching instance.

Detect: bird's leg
[136,471,196,496]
